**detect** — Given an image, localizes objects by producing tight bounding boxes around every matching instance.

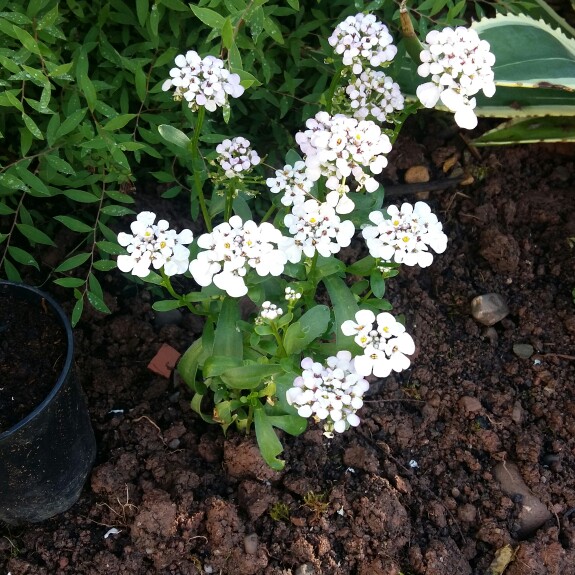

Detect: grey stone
[493,461,551,538]
[471,293,509,326]
[295,564,315,575]
[513,343,534,359]
[244,533,258,555]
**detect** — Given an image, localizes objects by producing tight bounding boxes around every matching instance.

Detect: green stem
[260,204,276,224]
[400,1,424,65]
[325,66,343,114]
[190,107,212,232]
[224,181,235,221]
[270,322,287,357]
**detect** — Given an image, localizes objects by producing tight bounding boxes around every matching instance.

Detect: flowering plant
[114,11,487,469]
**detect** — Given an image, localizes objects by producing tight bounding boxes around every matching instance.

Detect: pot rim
[0,280,74,440]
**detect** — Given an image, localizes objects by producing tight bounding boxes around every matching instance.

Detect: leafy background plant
[1,0,574,325]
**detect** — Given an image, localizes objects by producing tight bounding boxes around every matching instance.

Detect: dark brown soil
[0,289,66,432]
[1,125,575,575]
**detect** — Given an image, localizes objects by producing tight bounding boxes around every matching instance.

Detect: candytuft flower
[282,199,355,260]
[117,212,193,278]
[216,137,260,179]
[162,50,245,112]
[416,26,496,129]
[328,13,397,75]
[341,310,415,377]
[361,201,447,267]
[266,161,313,207]
[295,111,392,210]
[286,351,370,435]
[189,216,288,298]
[340,69,405,123]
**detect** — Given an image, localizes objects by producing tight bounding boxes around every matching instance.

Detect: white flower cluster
[266,161,313,207]
[284,287,301,302]
[117,212,193,278]
[416,27,496,130]
[161,50,244,112]
[361,201,448,268]
[295,111,392,210]
[328,13,397,74]
[282,198,355,259]
[260,301,283,320]
[341,310,415,377]
[189,216,287,297]
[216,137,260,179]
[343,69,405,123]
[286,351,370,435]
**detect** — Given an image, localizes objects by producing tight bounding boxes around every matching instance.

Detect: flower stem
[190,107,212,232]
[270,322,287,357]
[260,204,276,224]
[224,182,235,221]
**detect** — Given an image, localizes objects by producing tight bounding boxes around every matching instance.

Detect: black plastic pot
[0,281,96,525]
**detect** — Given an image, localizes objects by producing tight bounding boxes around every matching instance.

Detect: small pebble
[471,293,509,326]
[404,165,430,183]
[295,564,315,575]
[168,438,180,449]
[513,343,534,359]
[459,396,482,413]
[244,533,258,555]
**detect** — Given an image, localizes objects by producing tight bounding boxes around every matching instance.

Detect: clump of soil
[0,288,66,432]
[1,127,575,574]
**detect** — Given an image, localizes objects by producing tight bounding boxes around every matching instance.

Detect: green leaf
[189,5,225,29]
[103,114,137,131]
[214,297,243,360]
[96,241,125,255]
[220,364,283,389]
[136,0,148,26]
[266,414,306,436]
[92,259,117,271]
[45,155,76,175]
[152,300,183,311]
[474,115,575,145]
[254,406,285,470]
[0,172,28,192]
[370,269,386,299]
[63,189,99,203]
[76,47,97,110]
[134,67,147,103]
[158,124,191,148]
[55,109,87,139]
[178,338,203,390]
[100,205,135,216]
[54,252,91,273]
[22,112,44,139]
[87,290,111,314]
[262,14,284,44]
[347,255,377,276]
[323,275,360,350]
[54,277,86,288]
[16,223,55,245]
[222,17,234,49]
[203,355,244,378]
[54,215,92,233]
[286,0,299,10]
[284,305,330,355]
[0,202,14,215]
[3,257,22,282]
[71,297,84,327]
[7,246,39,269]
[14,165,50,196]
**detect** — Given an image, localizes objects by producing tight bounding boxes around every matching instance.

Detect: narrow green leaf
[152,300,183,312]
[55,108,86,140]
[370,269,386,299]
[54,252,91,273]
[214,297,243,360]
[92,259,117,271]
[14,165,51,197]
[45,155,76,175]
[0,202,15,215]
[178,338,203,389]
[71,297,84,327]
[3,258,22,282]
[222,17,234,49]
[323,275,360,350]
[0,172,28,192]
[100,205,135,216]
[284,305,330,355]
[96,241,125,255]
[254,406,285,470]
[21,112,44,139]
[54,216,94,234]
[87,290,110,314]
[203,355,243,378]
[136,0,148,26]
[103,114,137,131]
[158,124,190,148]
[16,223,55,245]
[76,48,97,110]
[7,246,39,269]
[134,67,147,103]
[262,15,284,44]
[220,364,283,389]
[54,277,86,288]
[189,5,225,28]
[63,189,99,203]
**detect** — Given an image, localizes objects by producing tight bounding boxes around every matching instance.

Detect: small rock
[244,533,258,555]
[493,462,552,538]
[405,165,430,183]
[513,344,534,359]
[471,294,509,326]
[459,396,482,413]
[482,326,498,346]
[295,564,315,575]
[511,401,524,424]
[458,503,477,523]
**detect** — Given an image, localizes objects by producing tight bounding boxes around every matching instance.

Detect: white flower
[286,351,370,434]
[416,26,496,129]
[162,50,245,112]
[189,216,288,297]
[117,212,193,278]
[341,69,404,123]
[259,301,283,320]
[328,13,397,75]
[266,161,313,207]
[283,199,355,260]
[284,287,301,301]
[341,311,415,377]
[216,137,260,178]
[295,112,391,196]
[361,201,447,267]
